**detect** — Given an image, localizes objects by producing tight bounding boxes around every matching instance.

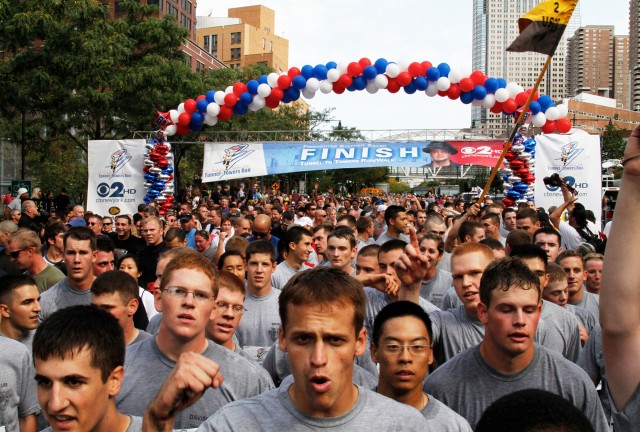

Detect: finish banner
[87,140,148,216]
[202,140,506,181]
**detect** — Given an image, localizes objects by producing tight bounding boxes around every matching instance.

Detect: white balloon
[532,112,547,127]
[515,85,525,95]
[545,107,560,121]
[319,80,333,94]
[267,72,279,87]
[257,83,272,98]
[203,115,218,126]
[481,94,496,109]
[374,74,388,89]
[301,89,316,99]
[386,63,400,78]
[225,85,233,94]
[169,110,180,123]
[506,82,520,97]
[495,88,509,103]
[306,77,320,92]
[326,69,340,83]
[436,77,451,91]
[337,62,348,74]
[164,124,177,136]
[249,97,265,111]
[177,103,185,113]
[206,103,220,117]
[458,65,471,79]
[425,83,439,97]
[448,69,462,83]
[556,103,568,118]
[214,91,225,105]
[366,81,379,94]
[397,59,410,72]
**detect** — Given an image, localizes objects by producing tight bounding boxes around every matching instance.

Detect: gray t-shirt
[567,304,599,335]
[196,384,427,431]
[577,326,611,422]
[41,415,142,432]
[421,395,473,432]
[146,312,162,334]
[130,329,152,346]
[375,231,410,246]
[39,277,92,323]
[429,306,485,365]
[0,330,35,350]
[236,288,281,364]
[425,344,608,430]
[609,383,640,432]
[0,336,40,431]
[116,337,274,429]
[420,269,453,310]
[271,261,312,290]
[572,291,600,319]
[441,286,461,311]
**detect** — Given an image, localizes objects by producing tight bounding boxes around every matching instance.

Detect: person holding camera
[549,178,600,252]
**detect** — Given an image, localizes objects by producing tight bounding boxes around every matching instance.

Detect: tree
[602,120,626,161]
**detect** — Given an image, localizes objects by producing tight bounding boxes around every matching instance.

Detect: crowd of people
[0,125,639,431]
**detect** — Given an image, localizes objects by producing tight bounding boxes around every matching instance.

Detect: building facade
[196,5,289,72]
[565,94,640,134]
[630,0,640,111]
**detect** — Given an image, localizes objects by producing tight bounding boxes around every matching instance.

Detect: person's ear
[277,325,287,353]
[477,302,489,324]
[108,366,124,397]
[128,298,139,316]
[354,327,367,357]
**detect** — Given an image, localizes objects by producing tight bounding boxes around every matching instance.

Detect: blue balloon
[205,90,216,102]
[313,64,328,80]
[190,112,204,125]
[426,67,441,81]
[246,80,259,95]
[153,181,165,191]
[363,65,378,80]
[143,196,152,204]
[239,92,253,105]
[347,83,356,92]
[437,63,451,79]
[503,174,510,182]
[286,87,301,101]
[414,76,429,91]
[524,138,536,147]
[538,95,553,112]
[374,58,389,74]
[281,93,291,103]
[484,78,498,93]
[353,76,367,91]
[292,75,307,90]
[507,190,522,200]
[189,122,202,132]
[497,78,507,89]
[163,167,174,175]
[528,101,541,114]
[460,91,474,104]
[403,81,417,94]
[472,85,487,100]
[301,65,314,79]
[234,104,248,115]
[144,173,156,182]
[196,99,208,113]
[326,61,337,70]
[258,75,269,84]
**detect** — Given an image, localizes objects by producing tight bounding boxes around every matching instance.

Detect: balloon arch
[146,58,571,210]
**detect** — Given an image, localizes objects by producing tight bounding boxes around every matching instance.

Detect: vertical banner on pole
[87,140,147,216]
[534,130,602,228]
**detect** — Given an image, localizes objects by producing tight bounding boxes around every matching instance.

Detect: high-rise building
[196,5,289,72]
[471,0,581,136]
[630,0,640,110]
[100,0,225,72]
[614,35,630,109]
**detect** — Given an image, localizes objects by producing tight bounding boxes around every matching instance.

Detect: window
[212,50,218,58]
[115,1,127,13]
[230,48,241,60]
[262,38,266,49]
[184,54,192,68]
[270,41,273,51]
[196,61,205,72]
[203,36,209,50]
[231,32,242,44]
[147,0,161,7]
[211,34,217,48]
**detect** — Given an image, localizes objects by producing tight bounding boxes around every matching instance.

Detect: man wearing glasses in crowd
[246,214,280,261]
[102,216,114,234]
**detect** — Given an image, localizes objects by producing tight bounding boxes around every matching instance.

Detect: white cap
[17,188,28,195]
[377,205,388,212]
[296,217,313,227]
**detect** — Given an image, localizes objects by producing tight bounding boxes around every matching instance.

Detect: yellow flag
[507,0,579,56]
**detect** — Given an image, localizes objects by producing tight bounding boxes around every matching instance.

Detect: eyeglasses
[217,301,244,315]
[310,207,317,211]
[8,248,28,259]
[383,344,431,355]
[103,222,112,226]
[88,222,100,226]
[252,231,269,238]
[162,287,215,302]
[317,214,327,218]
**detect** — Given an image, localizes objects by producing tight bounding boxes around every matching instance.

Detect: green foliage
[602,120,626,161]
[388,179,411,194]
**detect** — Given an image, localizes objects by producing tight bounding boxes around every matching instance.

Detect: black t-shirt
[138,242,168,283]
[109,233,147,256]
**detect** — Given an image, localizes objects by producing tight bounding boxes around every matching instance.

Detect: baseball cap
[179,212,192,222]
[229,209,242,219]
[17,188,28,196]
[67,216,86,227]
[377,205,388,212]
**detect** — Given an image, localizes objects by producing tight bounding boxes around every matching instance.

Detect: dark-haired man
[556,250,600,318]
[425,258,607,430]
[533,227,562,262]
[375,205,410,245]
[109,215,145,256]
[515,208,540,237]
[271,226,314,290]
[0,274,40,348]
[327,227,357,275]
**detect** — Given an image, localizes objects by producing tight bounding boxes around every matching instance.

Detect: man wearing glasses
[87,214,104,237]
[371,301,472,431]
[7,228,64,293]
[102,216,114,234]
[116,249,274,430]
[246,214,280,261]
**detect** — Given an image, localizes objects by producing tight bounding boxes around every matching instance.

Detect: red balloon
[338,74,353,88]
[218,105,234,120]
[523,174,536,184]
[510,160,524,170]
[504,151,518,161]
[176,124,190,136]
[178,112,191,125]
[277,75,292,90]
[490,101,503,114]
[224,93,238,107]
[421,61,432,73]
[556,118,572,133]
[397,71,412,87]
[526,88,539,100]
[143,166,150,173]
[347,62,363,77]
[233,82,247,96]
[447,85,461,100]
[516,168,530,177]
[459,78,474,93]
[196,95,206,101]
[408,62,422,78]
[265,95,280,108]
[515,92,529,107]
[502,98,517,114]
[359,57,372,68]
[270,87,284,101]
[332,84,346,94]
[470,70,486,86]
[542,120,556,134]
[438,90,448,97]
[288,67,301,78]
[183,99,197,114]
[502,198,515,207]
[386,78,400,93]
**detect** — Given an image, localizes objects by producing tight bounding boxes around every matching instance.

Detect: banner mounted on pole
[87,140,147,216]
[202,140,506,182]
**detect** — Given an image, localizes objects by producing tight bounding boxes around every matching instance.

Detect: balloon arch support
[145,58,571,210]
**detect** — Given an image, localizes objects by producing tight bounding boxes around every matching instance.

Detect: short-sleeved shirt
[39,277,92,323]
[421,395,473,432]
[271,261,312,290]
[42,415,142,432]
[577,326,610,422]
[609,383,640,432]
[420,269,453,310]
[572,291,600,318]
[375,231,409,246]
[235,289,281,363]
[32,264,65,293]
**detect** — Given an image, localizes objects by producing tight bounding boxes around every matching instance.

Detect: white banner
[87,140,147,216]
[534,130,601,228]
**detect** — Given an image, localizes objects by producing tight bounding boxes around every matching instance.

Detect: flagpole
[477,55,553,204]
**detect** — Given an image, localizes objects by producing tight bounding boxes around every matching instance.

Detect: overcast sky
[195,0,631,132]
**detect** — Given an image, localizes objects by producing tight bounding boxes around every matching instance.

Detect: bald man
[247,214,280,261]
